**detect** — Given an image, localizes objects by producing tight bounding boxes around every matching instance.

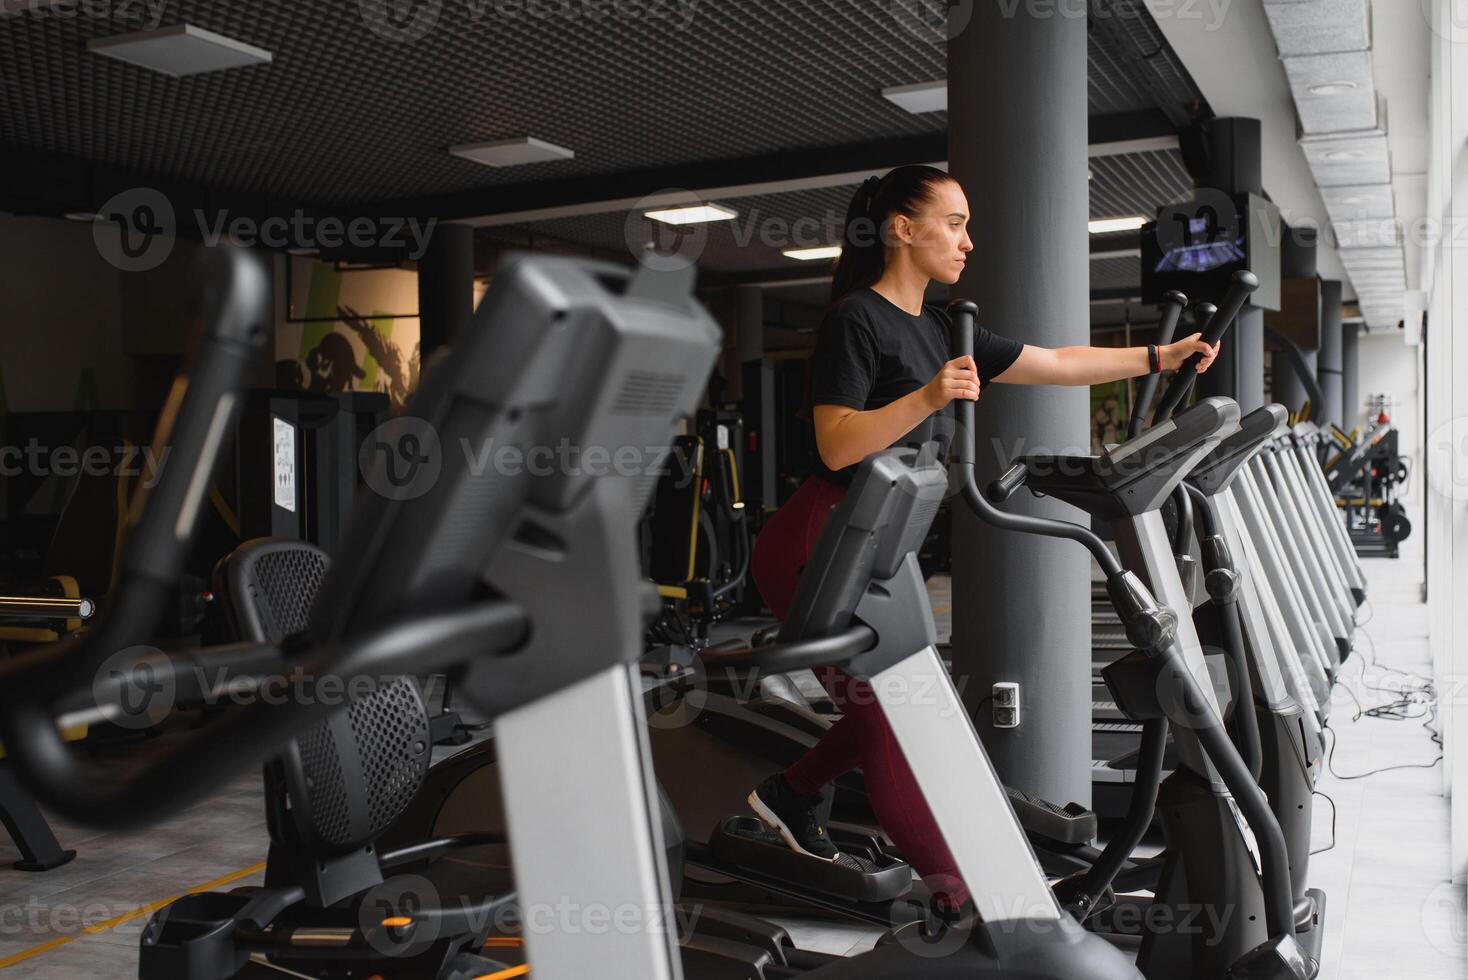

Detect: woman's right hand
[924,356,980,410]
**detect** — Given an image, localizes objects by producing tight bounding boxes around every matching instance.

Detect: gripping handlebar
[1127,290,1188,440]
[946,301,1123,579]
[1152,270,1259,424]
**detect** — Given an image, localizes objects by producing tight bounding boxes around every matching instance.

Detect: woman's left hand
[1161,333,1222,374]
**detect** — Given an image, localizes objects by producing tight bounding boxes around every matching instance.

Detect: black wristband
[1148,344,1160,374]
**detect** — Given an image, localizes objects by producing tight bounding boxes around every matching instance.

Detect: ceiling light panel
[1261,0,1369,57]
[1282,51,1378,133]
[87,24,273,77]
[1332,219,1401,249]
[881,80,947,114]
[1299,132,1391,185]
[450,137,575,168]
[1318,183,1397,221]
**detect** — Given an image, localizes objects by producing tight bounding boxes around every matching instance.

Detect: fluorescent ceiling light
[881,80,947,114]
[1307,81,1359,96]
[645,204,738,225]
[63,211,100,222]
[783,245,843,261]
[87,24,273,77]
[450,137,575,168]
[1088,215,1148,234]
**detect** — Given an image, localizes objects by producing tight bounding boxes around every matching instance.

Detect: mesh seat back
[215,538,431,853]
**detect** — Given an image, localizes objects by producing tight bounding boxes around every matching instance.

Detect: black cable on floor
[1309,789,1337,855]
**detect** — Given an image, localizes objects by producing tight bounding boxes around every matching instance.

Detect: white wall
[0,216,130,411]
[1355,330,1423,504]
[1422,0,1468,885]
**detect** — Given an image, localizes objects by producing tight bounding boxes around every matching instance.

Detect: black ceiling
[1,0,1206,306]
[2,0,1202,205]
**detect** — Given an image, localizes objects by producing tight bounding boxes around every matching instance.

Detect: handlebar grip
[987,462,1029,503]
[1153,271,1258,423]
[1201,270,1259,346]
[947,300,979,468]
[1127,291,1189,439]
[119,247,269,587]
[949,300,978,360]
[1157,292,1188,345]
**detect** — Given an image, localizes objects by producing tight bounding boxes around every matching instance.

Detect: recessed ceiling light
[87,24,273,78]
[1088,215,1148,234]
[450,137,575,168]
[645,204,738,226]
[287,246,319,256]
[63,211,101,222]
[1323,149,1365,161]
[783,245,843,261]
[1340,196,1365,205]
[881,80,947,114]
[1307,81,1359,96]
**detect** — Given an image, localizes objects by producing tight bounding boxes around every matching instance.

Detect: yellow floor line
[0,861,266,971]
[476,964,529,980]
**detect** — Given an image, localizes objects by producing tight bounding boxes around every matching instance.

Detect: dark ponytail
[828,165,955,306]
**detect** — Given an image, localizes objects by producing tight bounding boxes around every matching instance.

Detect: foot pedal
[1005,787,1096,846]
[709,816,912,902]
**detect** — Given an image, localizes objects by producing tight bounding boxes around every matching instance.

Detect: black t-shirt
[808,288,1024,483]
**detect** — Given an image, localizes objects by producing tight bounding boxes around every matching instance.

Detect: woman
[746,165,1219,911]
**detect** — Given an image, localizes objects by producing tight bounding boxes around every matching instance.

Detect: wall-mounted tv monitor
[1141,192,1281,312]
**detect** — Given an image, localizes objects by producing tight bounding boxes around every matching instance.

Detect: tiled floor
[1307,531,1462,980]
[0,540,1454,977]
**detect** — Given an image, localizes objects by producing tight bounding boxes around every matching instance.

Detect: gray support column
[736,286,776,510]
[948,8,1090,805]
[417,222,475,356]
[1193,119,1267,414]
[1270,333,1316,418]
[1341,321,1361,431]
[1317,280,1344,428]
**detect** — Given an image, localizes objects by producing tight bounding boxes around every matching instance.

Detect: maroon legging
[751,475,969,907]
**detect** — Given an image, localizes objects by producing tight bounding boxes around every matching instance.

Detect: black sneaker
[747,774,841,862]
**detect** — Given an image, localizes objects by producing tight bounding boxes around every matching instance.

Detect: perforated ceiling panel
[1088,149,1193,220]
[484,150,1190,278]
[1,0,1205,211]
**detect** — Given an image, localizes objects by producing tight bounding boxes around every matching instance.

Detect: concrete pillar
[734,286,776,511]
[1271,334,1317,418]
[1317,280,1344,428]
[948,5,1090,805]
[417,223,475,356]
[1341,322,1361,432]
[1194,119,1267,414]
